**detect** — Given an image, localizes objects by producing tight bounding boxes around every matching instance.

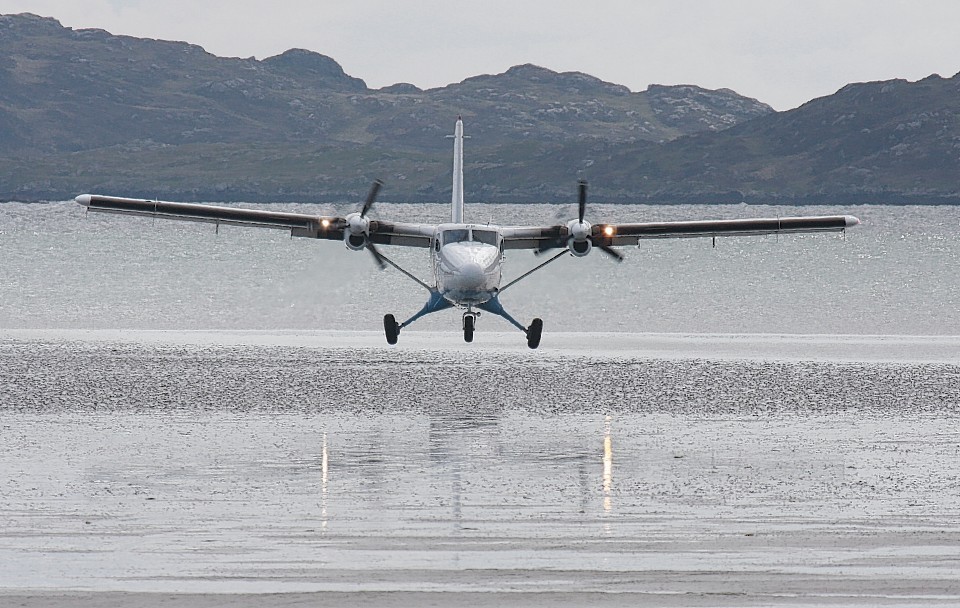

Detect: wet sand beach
[2,331,959,606]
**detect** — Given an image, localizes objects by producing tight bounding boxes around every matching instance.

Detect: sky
[2,0,960,110]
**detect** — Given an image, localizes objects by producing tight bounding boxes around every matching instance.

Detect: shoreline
[3,328,959,363]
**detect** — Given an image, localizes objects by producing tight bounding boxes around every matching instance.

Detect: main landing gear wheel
[526,318,543,349]
[383,314,399,345]
[463,314,475,343]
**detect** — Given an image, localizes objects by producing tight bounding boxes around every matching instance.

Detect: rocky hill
[473,71,960,204]
[590,73,960,203]
[0,12,958,203]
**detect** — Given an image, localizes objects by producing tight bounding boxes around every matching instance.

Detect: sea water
[2,201,960,599]
[0,201,957,335]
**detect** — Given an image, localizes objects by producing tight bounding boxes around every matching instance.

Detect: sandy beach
[2,330,959,606]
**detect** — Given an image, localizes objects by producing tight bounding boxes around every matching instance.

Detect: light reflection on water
[321,432,329,532]
[319,411,620,532]
[603,415,613,516]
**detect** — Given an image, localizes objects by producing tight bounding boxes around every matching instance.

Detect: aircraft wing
[75,194,433,248]
[501,215,860,250]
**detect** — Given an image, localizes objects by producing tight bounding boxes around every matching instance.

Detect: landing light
[321,219,331,228]
[603,226,615,237]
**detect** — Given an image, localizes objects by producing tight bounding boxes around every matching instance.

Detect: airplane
[76,117,860,349]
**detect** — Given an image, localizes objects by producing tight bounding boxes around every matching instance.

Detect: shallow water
[2,201,960,604]
[1,201,958,335]
[1,334,959,604]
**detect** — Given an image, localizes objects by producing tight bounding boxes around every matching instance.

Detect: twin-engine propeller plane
[76,117,860,349]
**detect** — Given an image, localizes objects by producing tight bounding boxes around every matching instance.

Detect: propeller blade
[360,179,384,218]
[578,180,587,224]
[367,241,388,270]
[598,245,624,263]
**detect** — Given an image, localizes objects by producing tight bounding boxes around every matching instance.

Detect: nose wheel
[463,312,476,343]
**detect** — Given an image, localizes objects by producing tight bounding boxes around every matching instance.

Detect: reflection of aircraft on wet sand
[76,117,860,349]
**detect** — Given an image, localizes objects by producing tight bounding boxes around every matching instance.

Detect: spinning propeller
[577,180,624,262]
[344,179,387,269]
[540,180,623,262]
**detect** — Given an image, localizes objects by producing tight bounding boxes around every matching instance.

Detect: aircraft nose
[459,262,484,285]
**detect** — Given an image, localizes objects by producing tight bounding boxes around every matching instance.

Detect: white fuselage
[432,224,503,305]
[435,118,503,307]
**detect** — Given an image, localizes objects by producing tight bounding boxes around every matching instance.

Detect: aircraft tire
[464,315,475,343]
[526,318,543,349]
[384,314,399,345]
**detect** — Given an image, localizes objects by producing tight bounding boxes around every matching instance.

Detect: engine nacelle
[567,237,592,257]
[345,231,367,251]
[566,219,593,257]
[344,212,369,250]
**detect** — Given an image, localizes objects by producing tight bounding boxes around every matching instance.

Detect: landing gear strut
[383,287,542,349]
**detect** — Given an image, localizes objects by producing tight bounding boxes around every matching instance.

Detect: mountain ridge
[0,13,957,203]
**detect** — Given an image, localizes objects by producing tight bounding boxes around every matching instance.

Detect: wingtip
[75,194,92,206]
[845,215,861,227]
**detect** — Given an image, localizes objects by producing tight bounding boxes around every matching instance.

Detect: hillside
[594,73,960,203]
[1,12,958,203]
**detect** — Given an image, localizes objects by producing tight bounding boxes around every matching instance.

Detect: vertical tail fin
[451,116,464,223]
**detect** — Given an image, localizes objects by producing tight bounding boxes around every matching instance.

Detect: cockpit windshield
[441,228,499,246]
[471,229,498,246]
[442,229,470,245]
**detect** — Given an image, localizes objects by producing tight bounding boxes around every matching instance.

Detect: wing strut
[375,249,433,292]
[499,250,568,294]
